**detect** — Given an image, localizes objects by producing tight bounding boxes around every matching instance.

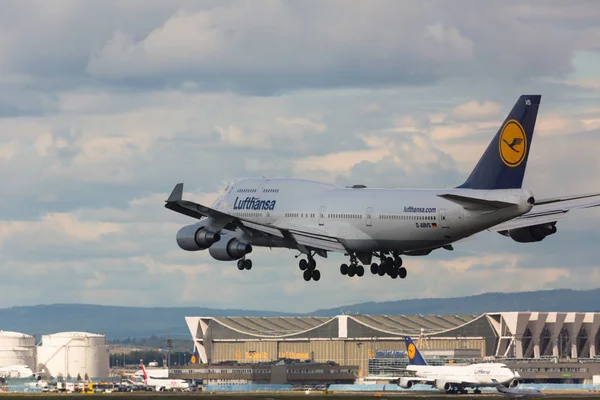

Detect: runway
[0,392,599,399]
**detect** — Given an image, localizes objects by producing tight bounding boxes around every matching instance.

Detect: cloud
[79,1,585,94]
[448,101,501,122]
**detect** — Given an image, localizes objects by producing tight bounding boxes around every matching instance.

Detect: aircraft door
[439,209,449,228]
[318,206,325,226]
[366,207,373,227]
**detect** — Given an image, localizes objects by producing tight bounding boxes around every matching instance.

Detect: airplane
[0,364,35,378]
[398,337,520,394]
[165,94,600,281]
[139,360,190,392]
[493,379,545,399]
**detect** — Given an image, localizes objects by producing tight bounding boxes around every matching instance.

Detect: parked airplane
[166,95,600,281]
[398,337,519,394]
[139,361,190,392]
[493,379,545,399]
[0,364,35,378]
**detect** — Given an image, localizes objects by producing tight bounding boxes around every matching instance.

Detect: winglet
[167,183,184,203]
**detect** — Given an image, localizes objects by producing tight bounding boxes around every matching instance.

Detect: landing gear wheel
[474,389,481,394]
[303,270,312,281]
[386,263,395,275]
[308,258,316,270]
[299,259,308,271]
[377,264,386,276]
[390,269,398,279]
[237,260,245,270]
[395,257,403,268]
[243,259,252,270]
[348,265,356,277]
[357,265,364,277]
[340,264,348,275]
[312,270,321,281]
[370,263,378,274]
[398,266,407,279]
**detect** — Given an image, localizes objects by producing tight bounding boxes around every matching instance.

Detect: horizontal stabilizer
[438,194,517,211]
[534,192,600,206]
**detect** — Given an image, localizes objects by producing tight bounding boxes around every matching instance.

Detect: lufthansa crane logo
[499,119,527,167]
[407,343,416,360]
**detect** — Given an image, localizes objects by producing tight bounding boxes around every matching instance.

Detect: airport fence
[204,384,293,393]
[328,383,600,392]
[4,378,42,393]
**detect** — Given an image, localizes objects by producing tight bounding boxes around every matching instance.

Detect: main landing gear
[236,258,252,270]
[339,254,365,277]
[340,252,406,280]
[368,253,407,280]
[298,254,321,282]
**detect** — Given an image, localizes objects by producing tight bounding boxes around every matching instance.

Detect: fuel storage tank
[37,332,109,379]
[0,331,36,369]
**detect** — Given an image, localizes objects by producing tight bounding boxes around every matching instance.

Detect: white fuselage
[408,363,519,387]
[211,178,533,253]
[144,376,190,391]
[0,364,34,378]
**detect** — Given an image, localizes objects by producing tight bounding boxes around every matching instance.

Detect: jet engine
[398,378,414,388]
[508,379,519,388]
[435,380,452,392]
[501,222,557,243]
[209,235,252,261]
[176,223,221,251]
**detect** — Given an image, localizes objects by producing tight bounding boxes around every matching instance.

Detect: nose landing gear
[237,258,252,270]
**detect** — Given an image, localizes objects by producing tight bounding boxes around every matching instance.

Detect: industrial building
[169,360,358,386]
[37,332,110,380]
[0,330,109,380]
[186,312,600,383]
[0,331,36,371]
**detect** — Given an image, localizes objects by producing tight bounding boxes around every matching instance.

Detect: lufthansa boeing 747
[166,95,600,281]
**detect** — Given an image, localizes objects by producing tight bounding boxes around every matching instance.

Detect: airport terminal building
[186,312,600,383]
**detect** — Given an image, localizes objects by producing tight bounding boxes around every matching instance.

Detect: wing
[488,192,600,232]
[165,183,347,253]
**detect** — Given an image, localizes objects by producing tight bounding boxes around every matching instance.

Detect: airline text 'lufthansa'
[233,196,276,211]
[404,206,437,213]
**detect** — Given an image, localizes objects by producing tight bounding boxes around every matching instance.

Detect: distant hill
[312,288,600,316]
[1,288,599,340]
[0,304,298,340]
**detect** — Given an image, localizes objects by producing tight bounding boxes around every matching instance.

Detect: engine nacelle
[506,222,557,243]
[435,380,452,392]
[509,379,519,388]
[176,223,221,251]
[398,378,414,388]
[209,235,252,261]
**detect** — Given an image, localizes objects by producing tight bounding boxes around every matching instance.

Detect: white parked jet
[166,95,600,281]
[0,364,35,378]
[139,361,189,392]
[399,337,520,394]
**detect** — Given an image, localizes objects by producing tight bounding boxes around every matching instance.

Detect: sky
[1,0,600,312]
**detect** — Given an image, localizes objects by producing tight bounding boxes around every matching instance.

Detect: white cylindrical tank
[37,332,109,379]
[0,331,36,369]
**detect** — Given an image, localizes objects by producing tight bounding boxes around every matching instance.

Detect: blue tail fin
[405,336,428,366]
[458,95,541,190]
